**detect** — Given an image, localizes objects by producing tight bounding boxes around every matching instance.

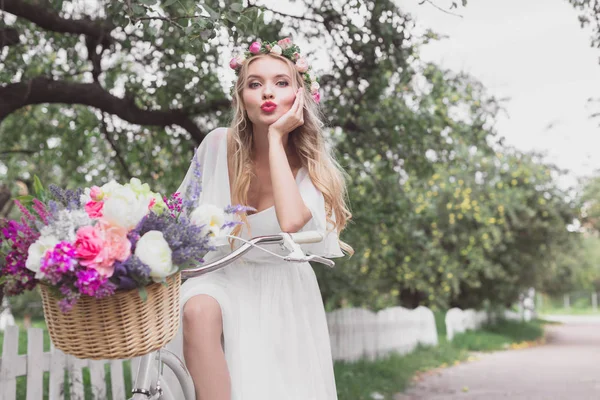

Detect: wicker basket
[40,273,181,360]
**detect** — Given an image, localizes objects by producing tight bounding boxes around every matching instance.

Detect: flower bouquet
[1,167,240,360]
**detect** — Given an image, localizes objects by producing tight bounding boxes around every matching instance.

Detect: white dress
[173,127,343,400]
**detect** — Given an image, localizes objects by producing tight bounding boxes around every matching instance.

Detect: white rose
[135,231,177,282]
[102,186,149,230]
[310,81,320,94]
[100,180,122,197]
[270,45,282,55]
[190,204,225,237]
[26,235,60,278]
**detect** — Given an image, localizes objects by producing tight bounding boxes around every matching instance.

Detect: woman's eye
[249,82,260,89]
[277,81,289,87]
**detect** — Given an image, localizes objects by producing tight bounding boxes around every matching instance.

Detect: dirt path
[396,320,600,399]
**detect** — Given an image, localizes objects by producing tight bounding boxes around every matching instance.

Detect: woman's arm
[268,132,312,232]
[267,88,312,232]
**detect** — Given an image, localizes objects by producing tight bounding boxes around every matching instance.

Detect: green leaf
[202,4,221,21]
[15,195,34,205]
[225,11,239,23]
[138,286,148,302]
[230,3,244,13]
[139,0,158,5]
[131,4,145,14]
[162,0,179,7]
[33,175,44,197]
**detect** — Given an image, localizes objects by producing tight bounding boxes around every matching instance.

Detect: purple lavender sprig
[48,185,84,210]
[182,148,203,213]
[111,256,152,290]
[136,212,213,268]
[224,204,256,214]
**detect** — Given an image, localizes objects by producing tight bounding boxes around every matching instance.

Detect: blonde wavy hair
[228,53,353,254]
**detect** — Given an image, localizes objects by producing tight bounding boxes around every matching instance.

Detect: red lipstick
[261,101,277,113]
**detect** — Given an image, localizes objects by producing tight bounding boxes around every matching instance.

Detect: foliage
[0,0,584,310]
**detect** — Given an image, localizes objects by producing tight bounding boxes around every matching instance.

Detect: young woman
[176,38,352,400]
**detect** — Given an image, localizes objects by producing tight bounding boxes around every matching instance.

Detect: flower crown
[229,38,321,104]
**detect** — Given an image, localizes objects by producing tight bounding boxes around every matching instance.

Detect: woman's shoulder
[203,127,229,144]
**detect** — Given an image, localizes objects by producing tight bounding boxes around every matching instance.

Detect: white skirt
[172,252,338,400]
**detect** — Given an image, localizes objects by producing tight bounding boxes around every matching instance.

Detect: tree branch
[0,28,20,48]
[0,77,230,144]
[0,149,38,156]
[418,0,464,18]
[100,112,133,179]
[247,1,323,23]
[1,0,115,46]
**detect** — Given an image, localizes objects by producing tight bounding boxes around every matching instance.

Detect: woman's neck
[252,124,294,165]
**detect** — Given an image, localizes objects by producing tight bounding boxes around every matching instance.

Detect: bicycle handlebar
[181,232,335,280]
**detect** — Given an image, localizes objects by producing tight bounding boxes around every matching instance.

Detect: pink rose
[89,186,103,201]
[295,58,309,73]
[85,200,104,219]
[229,57,239,70]
[312,91,321,104]
[292,52,300,61]
[75,226,105,268]
[277,38,292,50]
[95,222,131,277]
[74,222,131,278]
[249,41,261,54]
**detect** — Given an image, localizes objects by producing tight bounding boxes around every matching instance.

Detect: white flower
[102,186,149,230]
[235,53,247,66]
[126,177,151,196]
[190,204,225,237]
[80,187,92,205]
[310,81,320,94]
[270,45,282,55]
[26,235,60,278]
[40,209,91,242]
[100,180,122,197]
[135,231,177,282]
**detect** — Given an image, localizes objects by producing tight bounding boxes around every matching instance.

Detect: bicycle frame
[130,231,334,399]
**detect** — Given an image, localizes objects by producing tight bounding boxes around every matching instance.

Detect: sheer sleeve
[297,168,345,258]
[175,127,230,211]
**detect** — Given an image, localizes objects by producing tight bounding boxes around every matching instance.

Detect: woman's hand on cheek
[268,88,304,141]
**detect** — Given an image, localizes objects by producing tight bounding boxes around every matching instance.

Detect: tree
[1,0,582,312]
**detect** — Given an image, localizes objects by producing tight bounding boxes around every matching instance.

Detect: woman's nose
[262,84,274,99]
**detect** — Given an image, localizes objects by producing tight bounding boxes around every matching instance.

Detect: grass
[334,317,548,400]
[335,341,468,400]
[1,319,133,400]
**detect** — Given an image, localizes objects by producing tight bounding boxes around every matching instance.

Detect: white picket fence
[0,299,15,331]
[444,308,528,341]
[2,304,525,399]
[0,325,146,400]
[327,306,438,362]
[445,307,488,341]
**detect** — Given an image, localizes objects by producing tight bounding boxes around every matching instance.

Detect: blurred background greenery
[3,0,600,317]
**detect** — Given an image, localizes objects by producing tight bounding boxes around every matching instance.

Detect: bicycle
[129,230,335,400]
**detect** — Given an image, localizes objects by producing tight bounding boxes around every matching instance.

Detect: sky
[397,0,600,188]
